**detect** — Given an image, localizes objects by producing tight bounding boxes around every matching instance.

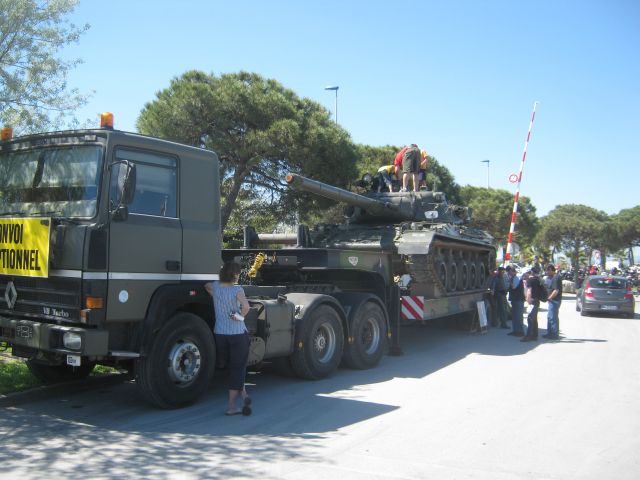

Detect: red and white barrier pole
[504,101,538,264]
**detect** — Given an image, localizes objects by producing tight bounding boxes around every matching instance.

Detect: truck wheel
[27,360,96,384]
[343,301,387,370]
[290,305,344,380]
[135,312,215,409]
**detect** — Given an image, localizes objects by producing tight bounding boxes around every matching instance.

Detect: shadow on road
[0,303,610,479]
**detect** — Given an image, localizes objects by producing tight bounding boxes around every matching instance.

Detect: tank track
[407,237,495,297]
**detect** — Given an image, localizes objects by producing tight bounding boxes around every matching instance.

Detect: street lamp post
[481,159,490,188]
[324,85,339,124]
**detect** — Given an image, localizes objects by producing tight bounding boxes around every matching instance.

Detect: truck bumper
[0,315,109,356]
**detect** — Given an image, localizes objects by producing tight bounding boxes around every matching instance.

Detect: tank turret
[283,172,494,299]
[285,173,470,224]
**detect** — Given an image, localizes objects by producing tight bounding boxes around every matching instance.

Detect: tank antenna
[504,101,539,265]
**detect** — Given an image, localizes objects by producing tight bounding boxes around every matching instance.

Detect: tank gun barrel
[285,173,399,216]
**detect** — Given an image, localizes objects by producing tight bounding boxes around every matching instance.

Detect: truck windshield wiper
[0,211,25,216]
[32,211,64,217]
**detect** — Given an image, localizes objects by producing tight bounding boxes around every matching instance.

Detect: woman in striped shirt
[205,261,252,416]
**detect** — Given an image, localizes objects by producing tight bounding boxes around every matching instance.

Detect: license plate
[66,355,81,367]
[601,305,618,310]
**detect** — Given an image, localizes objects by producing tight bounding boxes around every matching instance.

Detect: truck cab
[0,116,222,407]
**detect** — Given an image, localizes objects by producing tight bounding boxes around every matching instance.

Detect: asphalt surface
[0,294,638,480]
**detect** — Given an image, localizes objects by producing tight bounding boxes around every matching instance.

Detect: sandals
[225,396,252,416]
[242,396,252,416]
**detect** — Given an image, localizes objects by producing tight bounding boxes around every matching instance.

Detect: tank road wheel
[436,261,448,288]
[27,359,96,384]
[459,262,469,291]
[290,305,344,379]
[343,301,387,370]
[477,262,487,288]
[135,312,215,409]
[448,262,458,292]
[469,263,477,289]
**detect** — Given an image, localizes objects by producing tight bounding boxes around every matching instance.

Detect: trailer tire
[290,305,344,380]
[26,359,96,384]
[135,312,215,409]
[342,301,387,370]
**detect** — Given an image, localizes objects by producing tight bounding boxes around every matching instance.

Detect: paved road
[1,295,639,480]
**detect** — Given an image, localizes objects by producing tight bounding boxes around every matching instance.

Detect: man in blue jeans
[543,264,563,339]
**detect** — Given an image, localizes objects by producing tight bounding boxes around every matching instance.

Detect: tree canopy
[0,0,89,133]
[611,206,640,264]
[536,204,610,275]
[137,70,358,229]
[459,186,538,249]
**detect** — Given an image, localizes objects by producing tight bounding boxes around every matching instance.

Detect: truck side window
[111,148,178,218]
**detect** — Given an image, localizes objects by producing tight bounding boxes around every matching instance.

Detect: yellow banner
[0,218,50,277]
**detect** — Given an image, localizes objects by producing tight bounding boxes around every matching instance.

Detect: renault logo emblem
[5,281,17,310]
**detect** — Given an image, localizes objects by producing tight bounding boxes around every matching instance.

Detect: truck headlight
[63,332,82,350]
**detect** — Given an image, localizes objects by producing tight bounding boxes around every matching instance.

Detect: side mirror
[112,204,129,222]
[110,160,136,221]
[122,162,136,205]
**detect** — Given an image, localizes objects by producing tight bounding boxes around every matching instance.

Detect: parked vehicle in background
[576,275,635,318]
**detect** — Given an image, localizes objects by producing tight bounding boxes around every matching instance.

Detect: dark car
[576,275,635,318]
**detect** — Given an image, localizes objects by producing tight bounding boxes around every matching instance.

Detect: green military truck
[0,116,222,408]
[0,117,493,408]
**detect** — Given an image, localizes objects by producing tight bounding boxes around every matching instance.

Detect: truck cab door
[107,147,181,321]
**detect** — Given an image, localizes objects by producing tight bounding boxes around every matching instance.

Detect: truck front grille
[0,276,81,322]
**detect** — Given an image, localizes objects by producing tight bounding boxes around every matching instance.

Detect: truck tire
[26,359,96,384]
[290,305,344,380]
[342,301,387,370]
[135,312,215,409]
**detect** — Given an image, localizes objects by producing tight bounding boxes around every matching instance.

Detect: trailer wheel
[135,312,215,409]
[290,305,344,380]
[26,359,96,384]
[343,301,387,370]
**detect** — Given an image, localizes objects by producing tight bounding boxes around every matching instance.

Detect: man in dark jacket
[491,267,509,329]
[506,266,525,337]
[521,266,543,342]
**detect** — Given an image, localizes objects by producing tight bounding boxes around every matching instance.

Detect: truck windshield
[0,145,102,218]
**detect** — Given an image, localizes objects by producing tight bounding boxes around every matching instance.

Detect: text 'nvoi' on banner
[0,218,50,277]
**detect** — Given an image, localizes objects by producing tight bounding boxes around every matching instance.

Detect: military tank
[283,173,496,300]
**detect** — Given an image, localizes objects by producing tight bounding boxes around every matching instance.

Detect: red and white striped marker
[401,296,424,320]
[505,101,539,264]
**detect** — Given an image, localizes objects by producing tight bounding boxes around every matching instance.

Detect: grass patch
[0,346,122,395]
[0,360,42,395]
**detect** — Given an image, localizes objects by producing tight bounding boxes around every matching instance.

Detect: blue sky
[65,0,639,217]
